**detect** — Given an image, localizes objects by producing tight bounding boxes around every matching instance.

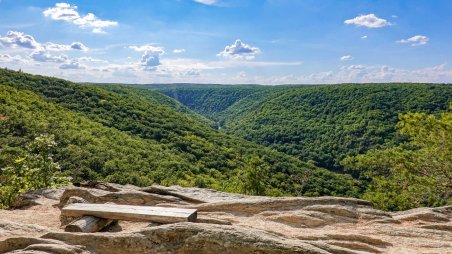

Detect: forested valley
[1,69,450,210]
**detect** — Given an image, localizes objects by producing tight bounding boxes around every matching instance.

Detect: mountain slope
[221,84,452,170]
[0,84,186,186]
[156,85,269,120]
[0,69,360,197]
[94,84,217,128]
[157,83,452,171]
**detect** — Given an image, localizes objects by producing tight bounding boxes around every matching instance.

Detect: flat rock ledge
[0,183,451,253]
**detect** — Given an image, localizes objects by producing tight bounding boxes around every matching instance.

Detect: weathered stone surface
[0,221,50,241]
[393,207,451,222]
[57,187,185,209]
[1,184,451,253]
[39,223,330,254]
[0,237,89,254]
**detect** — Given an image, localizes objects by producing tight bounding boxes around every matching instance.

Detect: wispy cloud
[397,35,429,46]
[128,45,164,52]
[344,14,391,28]
[193,0,217,5]
[173,49,186,54]
[30,50,67,63]
[60,59,86,70]
[340,55,353,61]
[43,3,118,33]
[273,64,452,84]
[44,42,88,51]
[209,60,302,68]
[0,54,27,64]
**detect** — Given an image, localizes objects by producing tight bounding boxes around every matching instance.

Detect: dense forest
[1,69,450,210]
[156,85,268,120]
[0,69,362,207]
[157,84,451,172]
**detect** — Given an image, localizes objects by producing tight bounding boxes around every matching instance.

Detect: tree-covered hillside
[0,69,361,198]
[158,84,452,171]
[342,109,452,210]
[156,85,269,120]
[95,85,217,128]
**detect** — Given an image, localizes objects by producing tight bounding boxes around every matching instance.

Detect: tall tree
[240,155,270,196]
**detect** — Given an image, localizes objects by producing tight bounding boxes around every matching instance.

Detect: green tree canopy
[342,108,452,211]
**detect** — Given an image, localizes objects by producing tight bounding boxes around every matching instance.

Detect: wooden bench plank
[62,203,197,224]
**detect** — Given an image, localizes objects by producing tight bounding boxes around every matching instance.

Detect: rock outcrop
[0,183,451,253]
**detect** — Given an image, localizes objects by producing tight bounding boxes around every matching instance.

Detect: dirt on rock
[0,183,451,253]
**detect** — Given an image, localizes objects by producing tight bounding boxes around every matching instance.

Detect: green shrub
[0,134,68,208]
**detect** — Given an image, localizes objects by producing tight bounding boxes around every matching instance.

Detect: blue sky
[0,0,451,84]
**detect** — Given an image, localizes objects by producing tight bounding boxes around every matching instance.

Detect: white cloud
[60,59,86,69]
[237,71,247,78]
[173,49,186,54]
[0,30,91,67]
[30,50,67,63]
[70,42,88,51]
[193,0,217,5]
[0,54,13,62]
[209,60,302,68]
[340,55,353,61]
[127,44,165,71]
[128,45,164,53]
[0,31,39,49]
[44,42,87,51]
[43,3,118,33]
[344,14,391,28]
[218,39,261,60]
[361,35,368,39]
[44,42,72,51]
[77,56,108,63]
[141,50,164,71]
[0,31,88,52]
[140,51,161,70]
[160,58,218,71]
[397,35,429,46]
[92,28,105,34]
[0,54,26,63]
[0,30,96,71]
[182,69,200,76]
[280,64,452,84]
[6,57,450,85]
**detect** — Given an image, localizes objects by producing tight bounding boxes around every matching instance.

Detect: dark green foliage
[4,69,448,210]
[342,110,452,211]
[162,84,451,171]
[239,155,271,196]
[97,84,217,128]
[0,84,183,187]
[157,86,267,120]
[222,84,451,171]
[0,69,360,198]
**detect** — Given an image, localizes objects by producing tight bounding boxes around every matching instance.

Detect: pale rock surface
[0,183,451,253]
